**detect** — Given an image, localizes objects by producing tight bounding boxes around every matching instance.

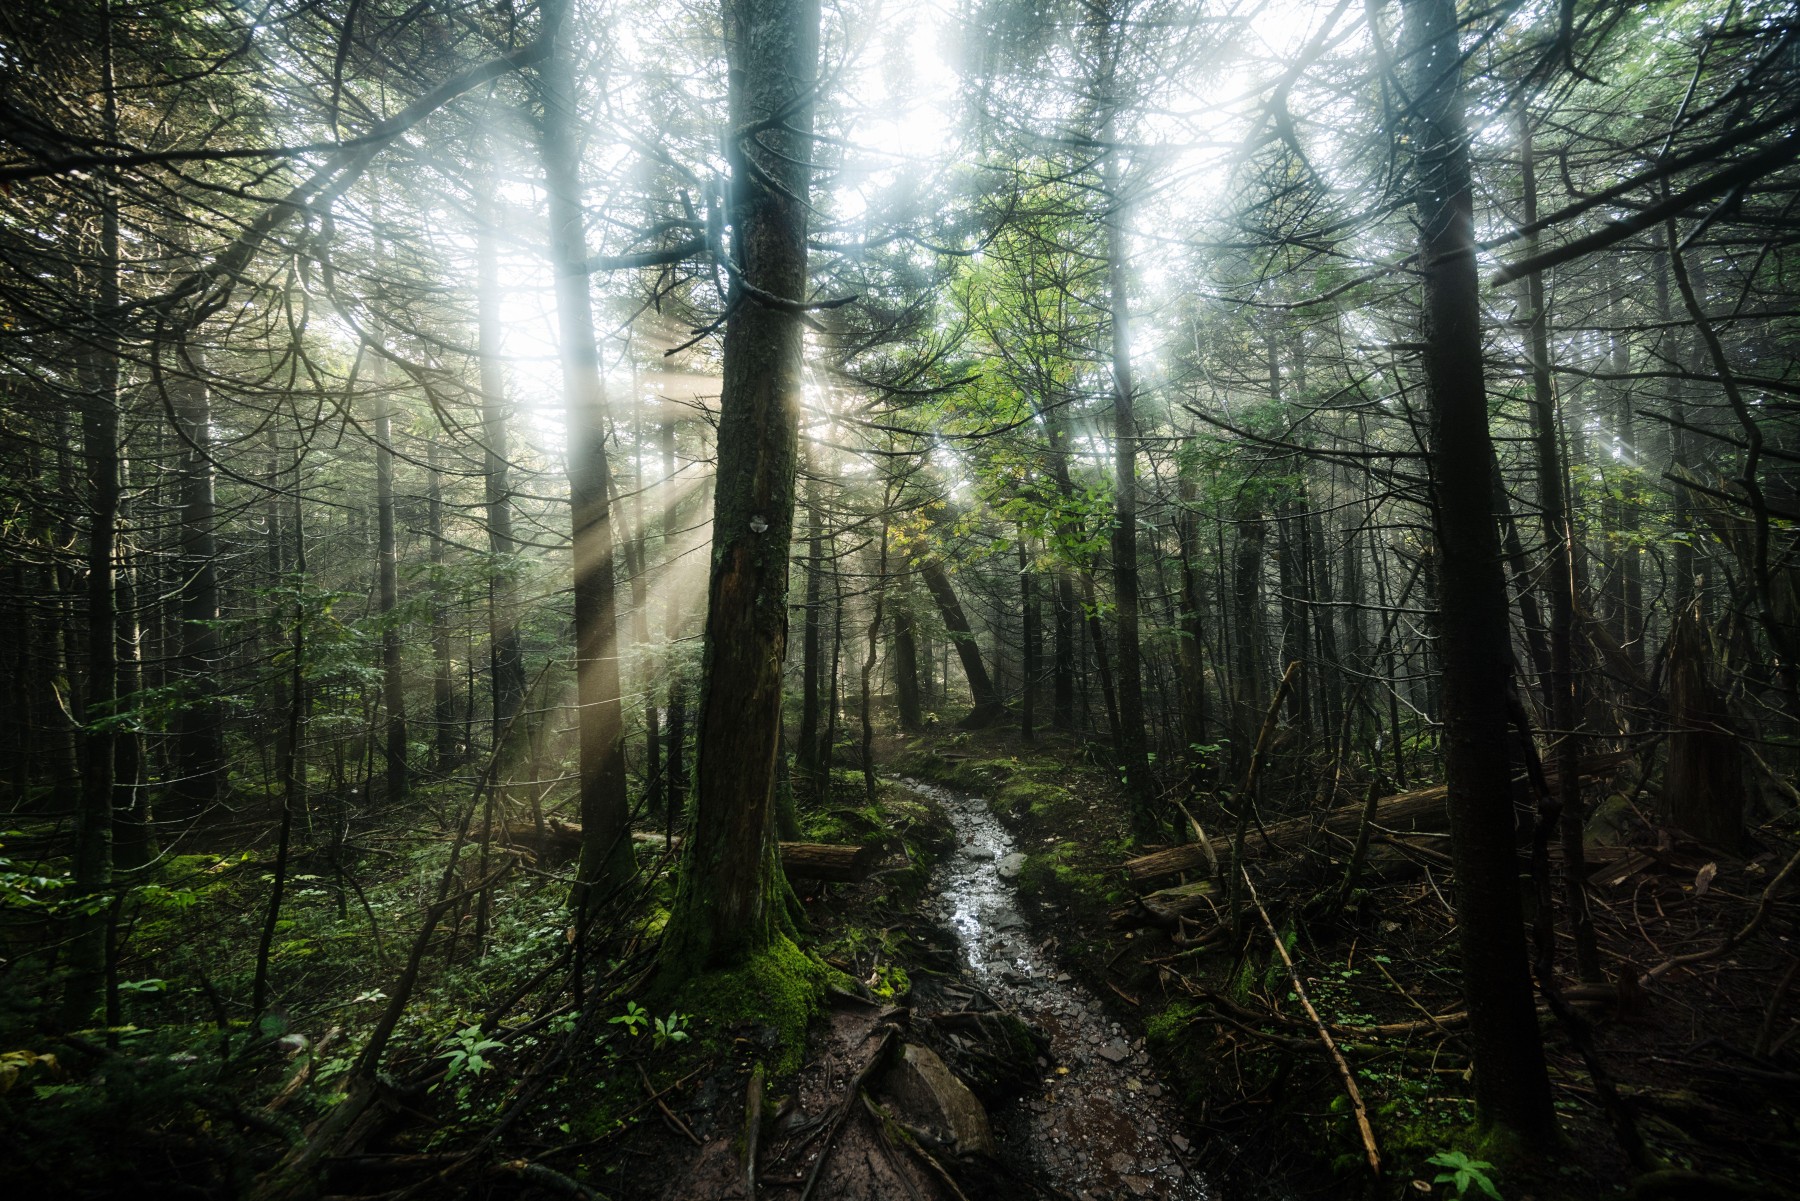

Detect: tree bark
[169,337,223,817]
[1403,0,1554,1148]
[1517,108,1600,984]
[428,439,457,770]
[539,0,633,908]
[893,605,924,732]
[661,0,821,970]
[371,352,408,803]
[796,488,825,785]
[476,162,528,762]
[66,10,120,1024]
[1103,125,1151,831]
[920,559,1004,728]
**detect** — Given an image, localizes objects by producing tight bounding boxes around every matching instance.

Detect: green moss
[1146,999,1202,1045]
[662,935,847,1077]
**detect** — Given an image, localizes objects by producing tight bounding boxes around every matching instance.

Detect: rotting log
[1121,752,1631,884]
[528,820,880,882]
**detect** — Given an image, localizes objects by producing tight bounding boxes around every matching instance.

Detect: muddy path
[904,780,1211,1201]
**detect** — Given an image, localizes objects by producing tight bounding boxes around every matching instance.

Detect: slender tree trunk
[477,163,528,761]
[893,604,923,733]
[113,459,149,871]
[1176,471,1210,778]
[631,392,661,811]
[1020,536,1038,743]
[1103,132,1151,833]
[661,0,821,970]
[540,0,633,907]
[860,514,889,804]
[822,559,843,773]
[66,8,120,1024]
[170,338,223,817]
[1403,0,1554,1147]
[254,472,306,1023]
[796,488,824,786]
[1231,500,1267,774]
[662,411,687,823]
[921,560,1003,727]
[428,440,457,770]
[1054,575,1075,729]
[372,355,408,802]
[1518,108,1600,984]
[1652,234,1695,617]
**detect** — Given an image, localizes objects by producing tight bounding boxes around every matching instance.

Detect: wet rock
[997,851,1028,879]
[880,1043,995,1158]
[1097,1039,1130,1063]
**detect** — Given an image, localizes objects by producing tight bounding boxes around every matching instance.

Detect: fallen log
[530,820,881,882]
[1121,751,1631,884]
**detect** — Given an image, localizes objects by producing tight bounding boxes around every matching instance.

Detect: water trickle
[904,779,1212,1201]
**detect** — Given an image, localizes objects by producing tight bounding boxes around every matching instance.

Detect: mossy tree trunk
[661,0,821,972]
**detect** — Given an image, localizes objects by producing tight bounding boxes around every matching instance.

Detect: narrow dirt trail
[905,780,1212,1201]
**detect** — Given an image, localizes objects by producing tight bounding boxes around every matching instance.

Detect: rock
[880,1043,996,1158]
[1171,1133,1191,1153]
[967,847,997,861]
[1097,1039,1130,1063]
[997,851,1028,879]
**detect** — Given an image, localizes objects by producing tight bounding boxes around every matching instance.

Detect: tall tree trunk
[631,391,661,811]
[477,164,528,761]
[1054,575,1075,729]
[1604,270,1644,678]
[860,514,889,805]
[428,440,457,770]
[661,0,821,970]
[1403,0,1554,1147]
[893,604,923,734]
[372,355,408,802]
[540,0,633,908]
[662,411,687,823]
[920,560,1003,727]
[1103,131,1151,833]
[1518,108,1600,984]
[66,8,120,1025]
[1176,471,1210,779]
[1231,499,1267,773]
[1019,536,1038,743]
[113,458,149,871]
[796,488,825,786]
[169,338,223,817]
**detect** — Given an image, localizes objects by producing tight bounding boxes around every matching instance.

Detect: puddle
[903,779,1212,1201]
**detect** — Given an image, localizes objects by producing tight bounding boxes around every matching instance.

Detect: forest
[1,0,1797,1198]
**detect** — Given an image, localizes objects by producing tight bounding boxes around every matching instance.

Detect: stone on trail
[997,851,1028,879]
[880,1043,996,1158]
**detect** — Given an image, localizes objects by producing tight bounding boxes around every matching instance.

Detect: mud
[906,779,1212,1201]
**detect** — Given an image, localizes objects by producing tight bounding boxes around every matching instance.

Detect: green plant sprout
[652,1012,689,1051]
[437,1024,504,1088]
[609,1000,648,1036]
[1427,1150,1501,1201]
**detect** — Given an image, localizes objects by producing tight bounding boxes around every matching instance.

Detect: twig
[1640,839,1800,985]
[744,1063,765,1201]
[639,1064,702,1147]
[1241,865,1381,1177]
[799,1027,897,1201]
[1754,957,1800,1059]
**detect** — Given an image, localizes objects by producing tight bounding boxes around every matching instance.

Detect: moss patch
[662,935,847,1077]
